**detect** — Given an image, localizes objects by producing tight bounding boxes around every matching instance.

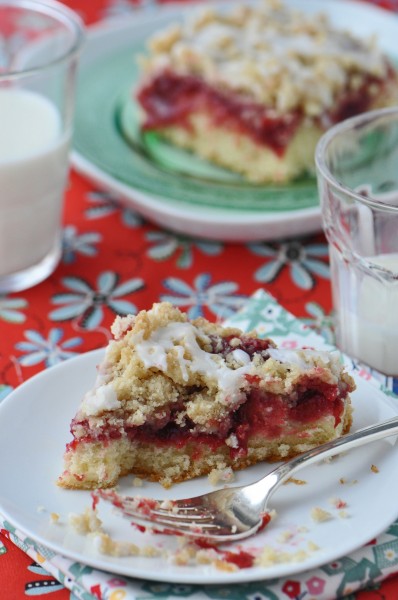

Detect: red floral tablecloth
[2,1,398,598]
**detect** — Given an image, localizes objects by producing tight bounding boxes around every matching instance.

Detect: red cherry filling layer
[68,334,348,459]
[137,70,391,157]
[137,71,301,156]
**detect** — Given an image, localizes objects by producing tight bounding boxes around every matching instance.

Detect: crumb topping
[140,0,390,117]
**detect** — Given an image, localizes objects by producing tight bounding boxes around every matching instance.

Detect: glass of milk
[316,107,398,376]
[0,0,84,292]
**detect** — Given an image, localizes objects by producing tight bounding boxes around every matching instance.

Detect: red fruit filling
[222,549,255,569]
[209,334,272,358]
[137,71,301,156]
[137,70,393,157]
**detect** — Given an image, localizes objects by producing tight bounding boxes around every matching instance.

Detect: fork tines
[97,489,226,536]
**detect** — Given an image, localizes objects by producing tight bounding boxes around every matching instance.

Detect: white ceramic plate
[1,348,398,584]
[71,0,398,242]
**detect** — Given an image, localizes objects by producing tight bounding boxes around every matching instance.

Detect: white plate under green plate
[72,0,398,241]
[1,349,398,584]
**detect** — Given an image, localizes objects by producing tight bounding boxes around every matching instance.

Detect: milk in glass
[0,89,70,277]
[331,249,398,376]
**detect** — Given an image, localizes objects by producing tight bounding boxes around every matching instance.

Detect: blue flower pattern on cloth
[248,239,330,290]
[0,295,28,323]
[49,271,145,329]
[62,225,102,264]
[85,190,144,227]
[161,273,247,319]
[15,328,83,368]
[145,231,223,269]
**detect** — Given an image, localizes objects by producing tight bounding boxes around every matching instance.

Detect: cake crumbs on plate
[195,548,220,565]
[213,559,239,572]
[371,464,380,473]
[68,507,103,535]
[49,512,60,524]
[277,530,295,544]
[93,532,141,557]
[310,507,333,523]
[321,455,334,464]
[256,546,313,567]
[307,540,320,552]
[68,506,161,558]
[339,477,358,485]
[132,476,144,487]
[172,543,200,566]
[329,497,348,509]
[284,477,307,486]
[208,465,235,486]
[63,496,326,572]
[297,525,309,533]
[320,452,345,465]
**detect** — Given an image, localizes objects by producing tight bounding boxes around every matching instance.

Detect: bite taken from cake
[135,0,398,184]
[58,302,355,490]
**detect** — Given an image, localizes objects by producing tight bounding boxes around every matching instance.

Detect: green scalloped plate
[71,0,398,241]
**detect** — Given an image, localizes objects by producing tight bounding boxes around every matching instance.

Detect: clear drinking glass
[0,0,84,292]
[316,107,398,376]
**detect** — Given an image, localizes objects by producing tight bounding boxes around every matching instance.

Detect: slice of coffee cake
[58,302,355,489]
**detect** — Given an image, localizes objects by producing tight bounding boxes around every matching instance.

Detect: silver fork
[99,416,398,543]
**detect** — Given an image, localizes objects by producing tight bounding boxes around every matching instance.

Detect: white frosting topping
[81,383,121,417]
[133,321,252,404]
[268,348,310,370]
[231,348,251,365]
[268,347,341,375]
[129,321,341,407]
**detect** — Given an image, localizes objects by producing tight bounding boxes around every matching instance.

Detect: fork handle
[251,414,398,500]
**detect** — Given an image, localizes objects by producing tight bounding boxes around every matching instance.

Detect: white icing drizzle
[134,322,252,404]
[268,347,341,376]
[132,322,342,406]
[81,383,121,417]
[268,348,309,370]
[231,348,251,365]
